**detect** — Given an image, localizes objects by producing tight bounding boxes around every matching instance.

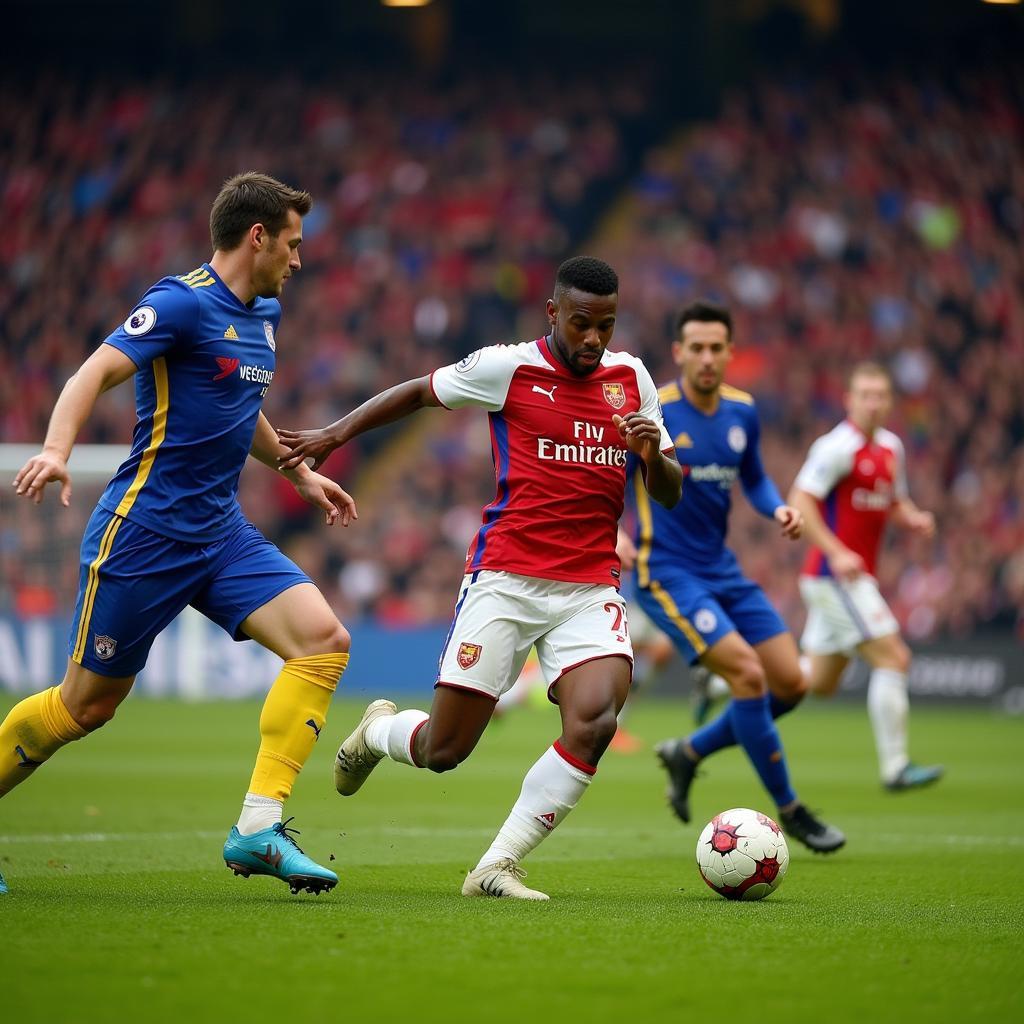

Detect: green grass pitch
[1,695,1021,1023]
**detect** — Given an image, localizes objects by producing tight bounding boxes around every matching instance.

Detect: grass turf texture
[1,696,1021,1024]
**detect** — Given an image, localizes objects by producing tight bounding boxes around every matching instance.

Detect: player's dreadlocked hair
[554,256,619,299]
[210,172,312,252]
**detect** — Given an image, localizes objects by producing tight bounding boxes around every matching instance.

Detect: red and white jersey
[794,420,908,578]
[430,336,673,587]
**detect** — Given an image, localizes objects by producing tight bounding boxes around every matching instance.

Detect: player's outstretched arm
[277,376,440,472]
[614,413,682,508]
[891,498,936,538]
[788,486,864,581]
[250,412,357,526]
[13,345,137,506]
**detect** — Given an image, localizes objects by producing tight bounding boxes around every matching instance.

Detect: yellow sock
[247,652,349,802]
[0,686,87,797]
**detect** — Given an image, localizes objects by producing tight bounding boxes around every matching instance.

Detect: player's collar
[679,377,720,416]
[203,262,260,311]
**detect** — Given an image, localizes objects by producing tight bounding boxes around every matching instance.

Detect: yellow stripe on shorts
[648,579,707,656]
[72,514,124,663]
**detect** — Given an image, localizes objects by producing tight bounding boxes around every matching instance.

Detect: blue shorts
[69,506,311,677]
[636,565,787,665]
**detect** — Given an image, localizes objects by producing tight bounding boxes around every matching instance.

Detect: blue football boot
[885,762,944,792]
[223,818,337,895]
[0,869,8,894]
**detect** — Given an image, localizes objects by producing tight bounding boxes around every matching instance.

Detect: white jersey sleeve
[633,356,674,452]
[793,424,858,499]
[879,428,909,500]
[430,345,520,412]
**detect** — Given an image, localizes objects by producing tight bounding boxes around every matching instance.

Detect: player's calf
[0,685,87,798]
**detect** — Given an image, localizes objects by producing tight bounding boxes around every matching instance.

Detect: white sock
[868,668,909,782]
[474,743,594,870]
[365,709,429,767]
[236,793,283,835]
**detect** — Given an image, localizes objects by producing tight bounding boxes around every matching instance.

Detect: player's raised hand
[276,427,337,472]
[774,504,804,540]
[292,471,358,526]
[13,449,72,506]
[613,412,661,461]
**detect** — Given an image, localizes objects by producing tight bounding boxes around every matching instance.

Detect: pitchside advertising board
[0,612,1021,713]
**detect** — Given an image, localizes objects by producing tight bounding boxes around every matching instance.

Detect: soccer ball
[696,807,789,901]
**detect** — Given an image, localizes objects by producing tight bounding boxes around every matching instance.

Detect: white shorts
[436,571,634,702]
[799,574,900,656]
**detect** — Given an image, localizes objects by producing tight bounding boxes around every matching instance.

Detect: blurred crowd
[597,66,1024,640]
[2,64,1022,641]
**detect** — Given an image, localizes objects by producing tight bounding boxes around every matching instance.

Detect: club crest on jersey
[263,320,276,351]
[727,425,747,453]
[602,382,626,409]
[124,306,157,336]
[457,642,482,670]
[93,635,117,660]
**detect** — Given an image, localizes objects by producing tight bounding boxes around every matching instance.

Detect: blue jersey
[628,380,784,581]
[97,263,280,543]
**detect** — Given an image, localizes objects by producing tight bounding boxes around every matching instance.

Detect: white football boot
[462,859,549,901]
[333,699,397,796]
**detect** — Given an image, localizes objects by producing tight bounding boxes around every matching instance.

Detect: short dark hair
[210,172,312,252]
[554,256,619,300]
[676,300,733,339]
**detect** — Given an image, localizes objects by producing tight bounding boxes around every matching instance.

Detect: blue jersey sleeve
[739,405,784,519]
[102,279,199,369]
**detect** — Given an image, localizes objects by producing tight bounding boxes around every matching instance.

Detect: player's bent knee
[775,670,807,702]
[725,658,766,698]
[566,705,618,762]
[68,697,120,732]
[872,635,911,674]
[301,618,350,657]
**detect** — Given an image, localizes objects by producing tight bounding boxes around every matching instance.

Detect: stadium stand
[2,64,1022,641]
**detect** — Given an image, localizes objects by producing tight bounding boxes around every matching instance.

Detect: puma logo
[15,744,41,769]
[532,384,557,402]
[306,719,322,739]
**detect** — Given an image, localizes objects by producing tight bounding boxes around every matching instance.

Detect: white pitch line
[0,830,225,844]
[2,828,1023,847]
[0,825,621,845]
